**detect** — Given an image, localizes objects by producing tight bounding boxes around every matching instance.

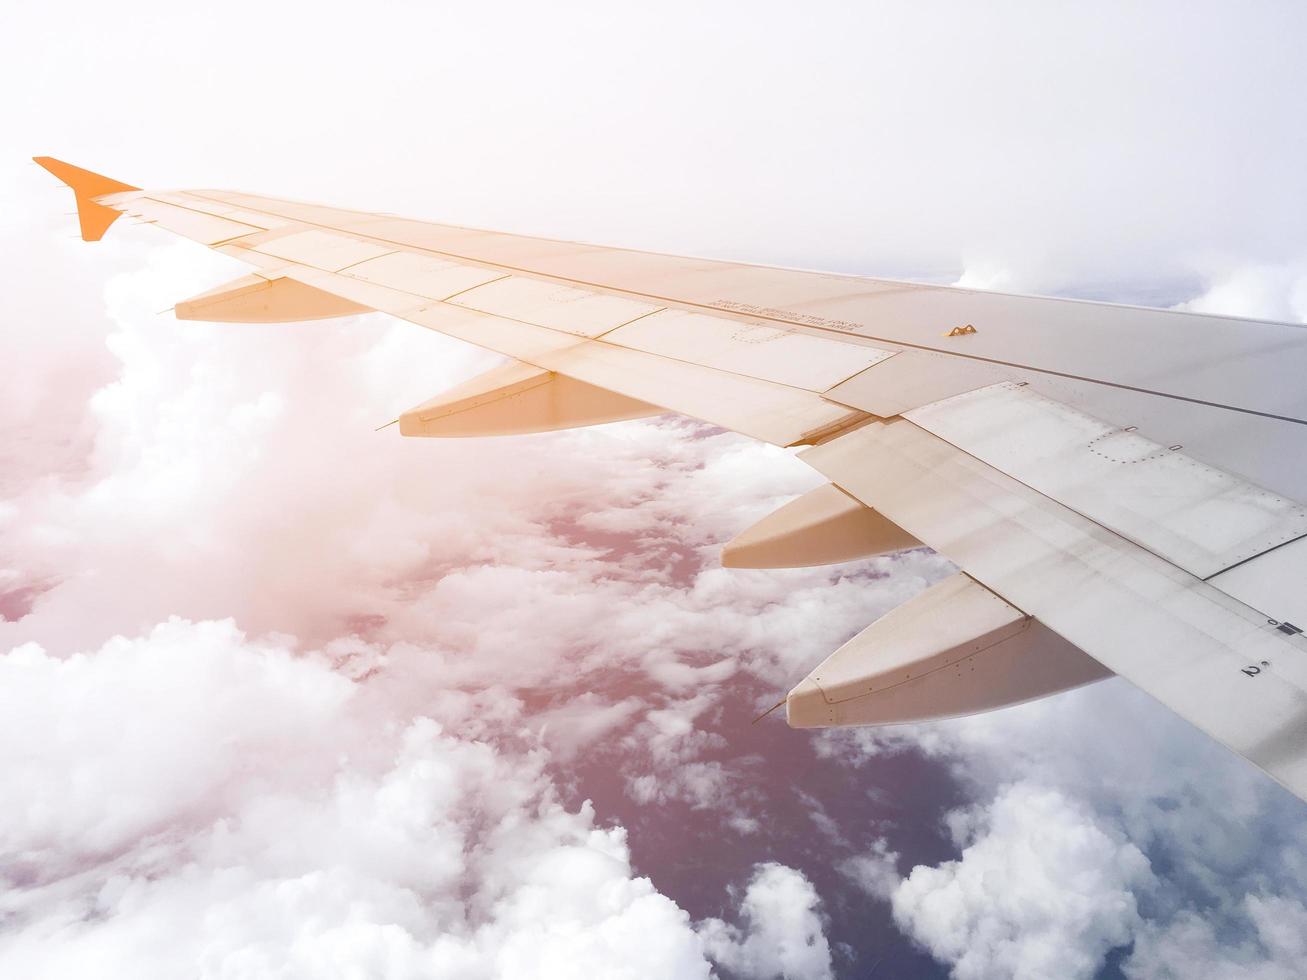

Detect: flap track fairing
[399,360,663,438]
[175,273,372,323]
[787,572,1112,727]
[721,482,920,568]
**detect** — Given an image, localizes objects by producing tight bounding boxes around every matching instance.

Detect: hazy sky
[3,3,1307,978]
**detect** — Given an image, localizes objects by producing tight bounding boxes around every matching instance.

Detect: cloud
[820,674,1307,978]
[840,838,901,902]
[891,783,1151,980]
[1173,260,1307,322]
[698,863,834,980]
[6,4,1307,974]
[0,618,351,871]
[6,226,1304,979]
[1125,894,1307,980]
[0,620,717,979]
[0,240,891,663]
[0,616,854,980]
[0,235,877,977]
[8,2,1307,296]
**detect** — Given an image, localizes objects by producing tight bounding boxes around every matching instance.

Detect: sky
[3,2,1307,978]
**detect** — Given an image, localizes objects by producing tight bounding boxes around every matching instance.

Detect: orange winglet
[33,156,140,242]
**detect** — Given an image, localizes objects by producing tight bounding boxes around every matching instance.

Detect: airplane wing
[36,156,1307,804]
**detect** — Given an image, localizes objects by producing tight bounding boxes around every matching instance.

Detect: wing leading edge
[37,157,1307,803]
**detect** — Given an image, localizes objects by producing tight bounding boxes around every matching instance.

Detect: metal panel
[163,188,1307,492]
[824,348,1004,417]
[179,187,1307,438]
[124,198,263,245]
[214,247,296,276]
[603,309,893,390]
[282,265,597,362]
[536,340,862,446]
[906,382,1307,578]
[1210,538,1307,632]
[344,250,505,300]
[144,191,238,213]
[219,208,290,230]
[140,193,289,230]
[448,276,661,337]
[264,268,864,446]
[1020,373,1307,505]
[254,230,394,271]
[280,266,429,318]
[408,302,595,362]
[801,419,1307,801]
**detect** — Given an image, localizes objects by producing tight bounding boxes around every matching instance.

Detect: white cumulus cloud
[698,863,834,980]
[0,225,869,980]
[0,620,717,980]
[892,783,1152,980]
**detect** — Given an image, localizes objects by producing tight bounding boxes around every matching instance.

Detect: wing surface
[37,157,1307,802]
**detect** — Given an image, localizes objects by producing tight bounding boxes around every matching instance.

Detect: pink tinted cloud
[0,227,916,975]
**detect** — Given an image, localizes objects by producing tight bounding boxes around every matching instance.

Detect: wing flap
[448,276,662,337]
[1209,538,1307,632]
[905,382,1307,578]
[118,196,265,245]
[143,204,876,444]
[825,347,1004,417]
[253,229,396,272]
[139,185,1307,441]
[801,419,1307,798]
[524,336,863,445]
[334,250,507,301]
[245,256,867,445]
[599,310,895,390]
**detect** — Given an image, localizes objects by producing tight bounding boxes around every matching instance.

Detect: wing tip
[33,156,140,195]
[33,156,140,242]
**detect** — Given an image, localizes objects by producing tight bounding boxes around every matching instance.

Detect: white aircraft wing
[36,157,1307,803]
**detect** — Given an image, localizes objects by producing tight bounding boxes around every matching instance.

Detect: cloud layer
[6,3,1307,975]
[1,239,905,978]
[0,620,715,979]
[892,783,1150,980]
[8,160,1307,980]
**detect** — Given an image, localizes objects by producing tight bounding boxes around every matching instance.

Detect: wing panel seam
[180,192,1307,427]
